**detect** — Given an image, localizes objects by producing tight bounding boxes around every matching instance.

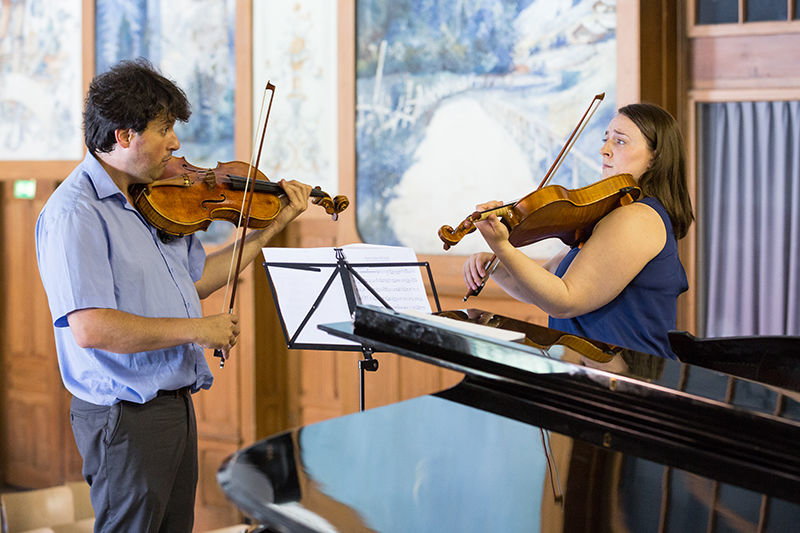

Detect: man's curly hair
[83,58,190,154]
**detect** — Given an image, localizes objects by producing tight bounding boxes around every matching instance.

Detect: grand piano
[217,306,800,532]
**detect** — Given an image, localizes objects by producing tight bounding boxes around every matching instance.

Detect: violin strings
[226,174,284,193]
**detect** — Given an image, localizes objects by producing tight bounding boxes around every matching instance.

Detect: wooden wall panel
[0,179,81,488]
[277,216,345,427]
[196,285,244,444]
[4,395,58,486]
[690,33,800,90]
[399,356,448,400]
[639,0,681,115]
[195,252,260,530]
[253,259,294,435]
[196,440,241,527]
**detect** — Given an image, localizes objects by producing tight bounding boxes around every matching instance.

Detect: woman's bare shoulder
[590,201,666,252]
[598,200,663,229]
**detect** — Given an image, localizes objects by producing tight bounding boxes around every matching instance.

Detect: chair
[0,486,74,533]
[63,483,91,523]
[204,526,252,533]
[0,483,94,533]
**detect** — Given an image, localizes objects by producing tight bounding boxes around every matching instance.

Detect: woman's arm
[469,202,666,317]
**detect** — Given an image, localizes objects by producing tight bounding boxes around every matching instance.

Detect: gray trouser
[70,390,197,533]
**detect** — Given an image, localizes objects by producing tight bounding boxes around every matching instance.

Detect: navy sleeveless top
[548,197,688,359]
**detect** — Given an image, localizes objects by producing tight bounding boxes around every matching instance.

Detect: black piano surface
[218,306,800,532]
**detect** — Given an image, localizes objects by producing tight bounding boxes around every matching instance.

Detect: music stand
[262,247,441,411]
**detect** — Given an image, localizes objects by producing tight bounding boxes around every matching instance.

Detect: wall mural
[356,0,617,256]
[0,0,83,160]
[95,0,236,167]
[252,0,338,196]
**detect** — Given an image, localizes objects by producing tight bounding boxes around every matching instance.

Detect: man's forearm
[68,308,202,353]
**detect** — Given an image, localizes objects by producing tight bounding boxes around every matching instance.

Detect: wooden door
[0,178,82,488]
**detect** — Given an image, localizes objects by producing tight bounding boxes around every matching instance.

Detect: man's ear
[115,128,135,148]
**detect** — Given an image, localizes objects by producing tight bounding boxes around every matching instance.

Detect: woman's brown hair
[618,103,694,239]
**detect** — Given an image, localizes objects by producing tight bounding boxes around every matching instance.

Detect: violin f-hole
[201,194,227,210]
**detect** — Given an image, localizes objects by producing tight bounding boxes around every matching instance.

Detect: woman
[463,103,694,358]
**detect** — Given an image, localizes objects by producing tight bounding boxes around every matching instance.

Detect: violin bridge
[202,170,216,188]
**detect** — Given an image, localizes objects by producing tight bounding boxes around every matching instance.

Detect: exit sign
[13,179,36,199]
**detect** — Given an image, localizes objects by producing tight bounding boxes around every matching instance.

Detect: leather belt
[156,386,191,398]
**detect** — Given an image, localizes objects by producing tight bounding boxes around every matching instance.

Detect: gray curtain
[699,101,800,336]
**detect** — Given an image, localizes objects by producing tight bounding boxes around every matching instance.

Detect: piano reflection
[218,305,800,532]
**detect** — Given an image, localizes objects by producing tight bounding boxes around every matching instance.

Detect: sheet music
[262,244,432,347]
[339,244,431,312]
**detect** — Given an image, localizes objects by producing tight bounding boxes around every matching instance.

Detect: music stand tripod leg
[358,346,379,411]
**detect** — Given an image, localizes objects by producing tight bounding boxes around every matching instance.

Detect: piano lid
[318,306,800,499]
[217,306,800,532]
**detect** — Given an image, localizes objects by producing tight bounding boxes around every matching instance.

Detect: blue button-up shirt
[35,152,214,405]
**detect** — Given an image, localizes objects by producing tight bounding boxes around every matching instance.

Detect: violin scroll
[438,210,482,250]
[439,204,512,250]
[311,188,349,221]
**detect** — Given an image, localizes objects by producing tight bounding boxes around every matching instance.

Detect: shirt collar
[83,151,127,201]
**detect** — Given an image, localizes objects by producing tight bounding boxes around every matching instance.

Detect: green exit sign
[13,179,36,199]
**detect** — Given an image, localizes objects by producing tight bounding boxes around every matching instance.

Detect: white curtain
[699,101,800,336]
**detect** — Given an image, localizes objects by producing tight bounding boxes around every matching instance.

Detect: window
[696,0,737,24]
[696,0,796,24]
[746,0,788,22]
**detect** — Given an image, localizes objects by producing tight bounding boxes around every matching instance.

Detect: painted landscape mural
[0,0,83,160]
[95,0,236,167]
[356,0,617,256]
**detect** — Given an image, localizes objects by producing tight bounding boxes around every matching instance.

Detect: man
[35,58,311,532]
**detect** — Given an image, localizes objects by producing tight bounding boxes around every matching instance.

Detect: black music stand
[263,247,441,411]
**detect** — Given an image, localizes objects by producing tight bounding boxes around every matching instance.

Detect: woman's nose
[599,139,611,157]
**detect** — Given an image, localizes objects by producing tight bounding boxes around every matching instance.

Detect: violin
[437,309,620,362]
[439,93,640,300]
[130,156,349,237]
[438,173,640,250]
